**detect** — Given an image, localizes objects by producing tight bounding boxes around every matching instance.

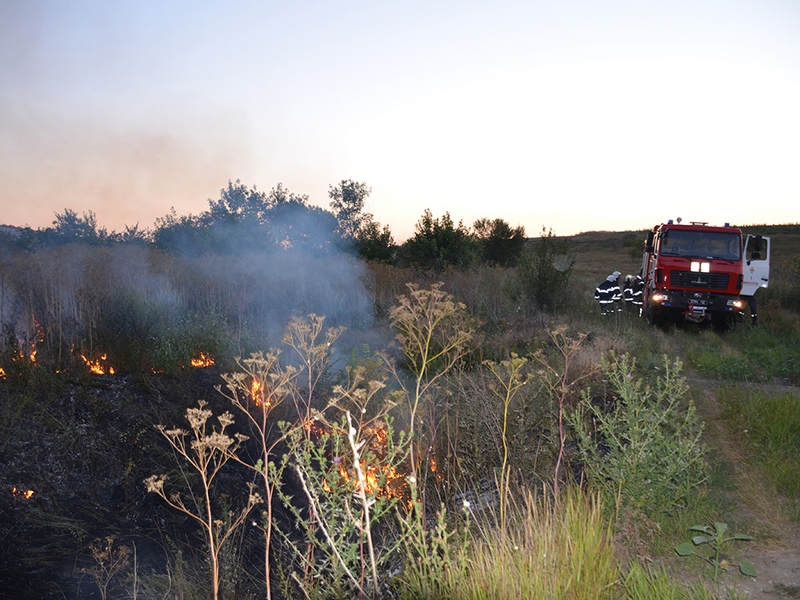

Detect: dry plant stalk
[283,313,344,431]
[483,353,531,529]
[145,401,262,600]
[388,282,474,477]
[533,328,597,498]
[79,536,131,600]
[217,349,297,600]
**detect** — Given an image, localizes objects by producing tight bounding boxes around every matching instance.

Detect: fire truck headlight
[728,299,745,309]
[652,293,669,303]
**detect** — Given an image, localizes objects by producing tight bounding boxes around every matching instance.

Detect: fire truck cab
[641,220,769,329]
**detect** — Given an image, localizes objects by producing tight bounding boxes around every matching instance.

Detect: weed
[78,536,132,600]
[570,352,708,518]
[675,521,756,582]
[145,401,262,600]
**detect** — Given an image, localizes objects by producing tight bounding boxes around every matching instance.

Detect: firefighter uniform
[595,272,621,315]
[623,274,635,310]
[630,274,644,316]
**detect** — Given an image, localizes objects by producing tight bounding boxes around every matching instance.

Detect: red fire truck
[641,219,770,328]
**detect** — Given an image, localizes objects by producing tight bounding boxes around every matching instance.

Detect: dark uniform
[630,274,644,316]
[595,272,621,315]
[623,274,635,310]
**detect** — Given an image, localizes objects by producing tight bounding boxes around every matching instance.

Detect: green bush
[517,227,574,311]
[570,352,708,518]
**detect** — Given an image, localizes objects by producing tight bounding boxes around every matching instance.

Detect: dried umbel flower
[144,474,166,494]
[186,405,213,430]
[217,411,235,429]
[193,431,234,452]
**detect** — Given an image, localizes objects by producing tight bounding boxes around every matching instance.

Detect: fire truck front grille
[670,271,730,290]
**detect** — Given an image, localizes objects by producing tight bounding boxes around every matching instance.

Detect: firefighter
[747,293,758,327]
[630,272,645,316]
[623,274,635,310]
[595,271,621,315]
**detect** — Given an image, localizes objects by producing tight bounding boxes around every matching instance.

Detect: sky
[2,0,799,240]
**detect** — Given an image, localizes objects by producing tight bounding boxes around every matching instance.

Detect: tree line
[2,179,531,270]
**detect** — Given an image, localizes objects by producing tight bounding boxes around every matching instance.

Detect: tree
[328,180,372,240]
[518,227,575,311]
[473,217,526,266]
[398,210,479,271]
[153,181,322,255]
[49,209,108,245]
[205,179,271,226]
[355,220,396,263]
[267,182,309,206]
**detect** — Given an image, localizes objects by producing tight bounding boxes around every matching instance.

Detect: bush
[518,227,574,311]
[570,352,708,518]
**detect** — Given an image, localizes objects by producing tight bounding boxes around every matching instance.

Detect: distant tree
[473,217,526,266]
[269,182,309,206]
[152,208,210,254]
[399,209,479,271]
[355,220,396,263]
[518,227,575,311]
[115,223,151,245]
[266,201,341,255]
[328,180,372,240]
[153,180,343,256]
[48,209,109,245]
[205,179,271,226]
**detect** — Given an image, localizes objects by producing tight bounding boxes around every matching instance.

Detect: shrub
[570,352,708,518]
[518,227,575,311]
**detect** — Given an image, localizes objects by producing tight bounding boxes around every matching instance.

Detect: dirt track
[688,375,800,599]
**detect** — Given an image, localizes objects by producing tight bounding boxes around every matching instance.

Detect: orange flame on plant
[320,421,407,500]
[12,487,34,500]
[190,352,215,368]
[81,354,115,375]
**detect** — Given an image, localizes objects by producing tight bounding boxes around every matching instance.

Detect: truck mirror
[754,235,763,252]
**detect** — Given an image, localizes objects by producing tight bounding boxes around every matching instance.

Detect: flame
[12,487,35,500]
[321,421,407,499]
[81,354,115,375]
[190,352,215,368]
[0,367,5,378]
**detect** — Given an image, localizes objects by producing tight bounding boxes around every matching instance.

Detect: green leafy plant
[569,352,708,518]
[277,368,408,599]
[675,521,756,582]
[518,226,575,311]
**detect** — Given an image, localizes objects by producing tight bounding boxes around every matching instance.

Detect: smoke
[0,225,381,373]
[0,100,252,231]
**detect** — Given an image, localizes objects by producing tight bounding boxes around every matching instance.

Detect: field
[1,224,799,599]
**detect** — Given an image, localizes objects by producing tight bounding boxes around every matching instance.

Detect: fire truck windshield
[659,230,741,261]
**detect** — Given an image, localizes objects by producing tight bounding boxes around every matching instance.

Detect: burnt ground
[678,376,800,599]
[0,367,274,599]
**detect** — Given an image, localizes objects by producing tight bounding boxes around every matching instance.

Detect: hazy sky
[2,1,799,239]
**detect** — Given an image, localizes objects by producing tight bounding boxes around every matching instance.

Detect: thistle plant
[675,521,756,583]
[145,401,262,600]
